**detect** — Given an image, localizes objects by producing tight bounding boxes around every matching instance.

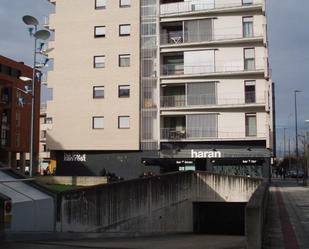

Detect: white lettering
[191,150,222,158]
[64,153,87,162]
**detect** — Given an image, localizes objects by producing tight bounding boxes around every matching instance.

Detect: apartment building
[39,104,52,173]
[0,55,41,172]
[46,0,274,179]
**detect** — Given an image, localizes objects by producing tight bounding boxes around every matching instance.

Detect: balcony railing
[160,92,264,108]
[160,1,262,16]
[161,128,265,140]
[161,58,265,76]
[160,27,262,45]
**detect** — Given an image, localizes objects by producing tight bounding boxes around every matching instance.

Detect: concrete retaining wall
[36,176,108,186]
[59,172,262,234]
[245,181,269,249]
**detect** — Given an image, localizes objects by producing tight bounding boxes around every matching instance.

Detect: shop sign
[64,152,86,162]
[191,149,222,158]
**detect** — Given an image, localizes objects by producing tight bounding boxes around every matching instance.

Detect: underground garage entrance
[193,202,247,235]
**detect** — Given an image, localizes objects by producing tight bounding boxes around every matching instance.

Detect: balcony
[161,92,265,108]
[161,128,266,141]
[160,0,263,16]
[161,57,265,77]
[160,26,263,46]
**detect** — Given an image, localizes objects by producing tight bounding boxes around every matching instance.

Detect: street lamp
[22,15,50,177]
[304,120,309,185]
[298,134,307,184]
[294,90,301,183]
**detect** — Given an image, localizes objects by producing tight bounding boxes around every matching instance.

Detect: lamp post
[298,134,307,184]
[283,127,287,159]
[22,15,50,177]
[304,120,309,185]
[294,90,301,183]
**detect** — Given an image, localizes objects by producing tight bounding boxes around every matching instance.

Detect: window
[94,55,105,68]
[184,19,213,43]
[242,0,253,6]
[120,0,130,7]
[93,116,104,129]
[94,26,106,37]
[16,91,21,105]
[16,133,20,147]
[95,0,106,9]
[119,54,130,67]
[119,85,130,97]
[243,16,254,38]
[244,48,255,70]
[119,24,131,36]
[118,116,130,129]
[245,80,256,103]
[45,117,53,124]
[93,86,105,98]
[245,113,257,136]
[41,130,47,140]
[16,111,21,128]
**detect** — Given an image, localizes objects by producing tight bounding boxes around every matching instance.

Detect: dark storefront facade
[53,140,272,180]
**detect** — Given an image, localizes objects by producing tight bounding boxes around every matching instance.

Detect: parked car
[288,170,304,178]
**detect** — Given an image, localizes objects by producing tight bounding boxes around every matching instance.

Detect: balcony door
[187,114,218,138]
[184,19,212,43]
[184,50,215,74]
[187,82,217,106]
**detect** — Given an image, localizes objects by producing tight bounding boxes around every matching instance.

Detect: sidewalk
[263,179,309,249]
[1,234,246,249]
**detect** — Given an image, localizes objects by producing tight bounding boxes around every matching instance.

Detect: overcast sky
[0,0,308,155]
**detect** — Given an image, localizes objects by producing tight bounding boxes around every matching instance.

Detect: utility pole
[283,127,287,159]
[294,90,301,183]
[288,138,291,171]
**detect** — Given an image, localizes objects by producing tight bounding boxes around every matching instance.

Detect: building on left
[0,55,41,172]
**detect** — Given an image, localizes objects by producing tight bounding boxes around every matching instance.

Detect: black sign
[210,158,265,166]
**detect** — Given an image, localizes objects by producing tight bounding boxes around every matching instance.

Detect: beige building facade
[46,0,275,179]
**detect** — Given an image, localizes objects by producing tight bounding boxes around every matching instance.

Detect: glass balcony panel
[245,91,256,103]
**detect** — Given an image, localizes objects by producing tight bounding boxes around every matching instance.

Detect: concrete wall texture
[245,181,269,249]
[36,176,108,186]
[59,171,262,233]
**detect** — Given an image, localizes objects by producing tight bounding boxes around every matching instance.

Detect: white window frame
[244,48,255,70]
[93,86,105,98]
[95,0,106,9]
[119,54,131,67]
[119,24,131,36]
[93,116,104,129]
[242,16,254,38]
[118,116,130,129]
[120,0,131,7]
[242,0,253,6]
[245,113,257,137]
[94,55,105,68]
[94,26,106,38]
[118,85,130,98]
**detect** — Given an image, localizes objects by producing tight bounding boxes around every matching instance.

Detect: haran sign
[191,149,222,158]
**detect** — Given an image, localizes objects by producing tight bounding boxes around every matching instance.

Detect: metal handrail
[160,93,264,107]
[161,58,265,76]
[160,1,263,16]
[160,128,266,140]
[160,28,262,45]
